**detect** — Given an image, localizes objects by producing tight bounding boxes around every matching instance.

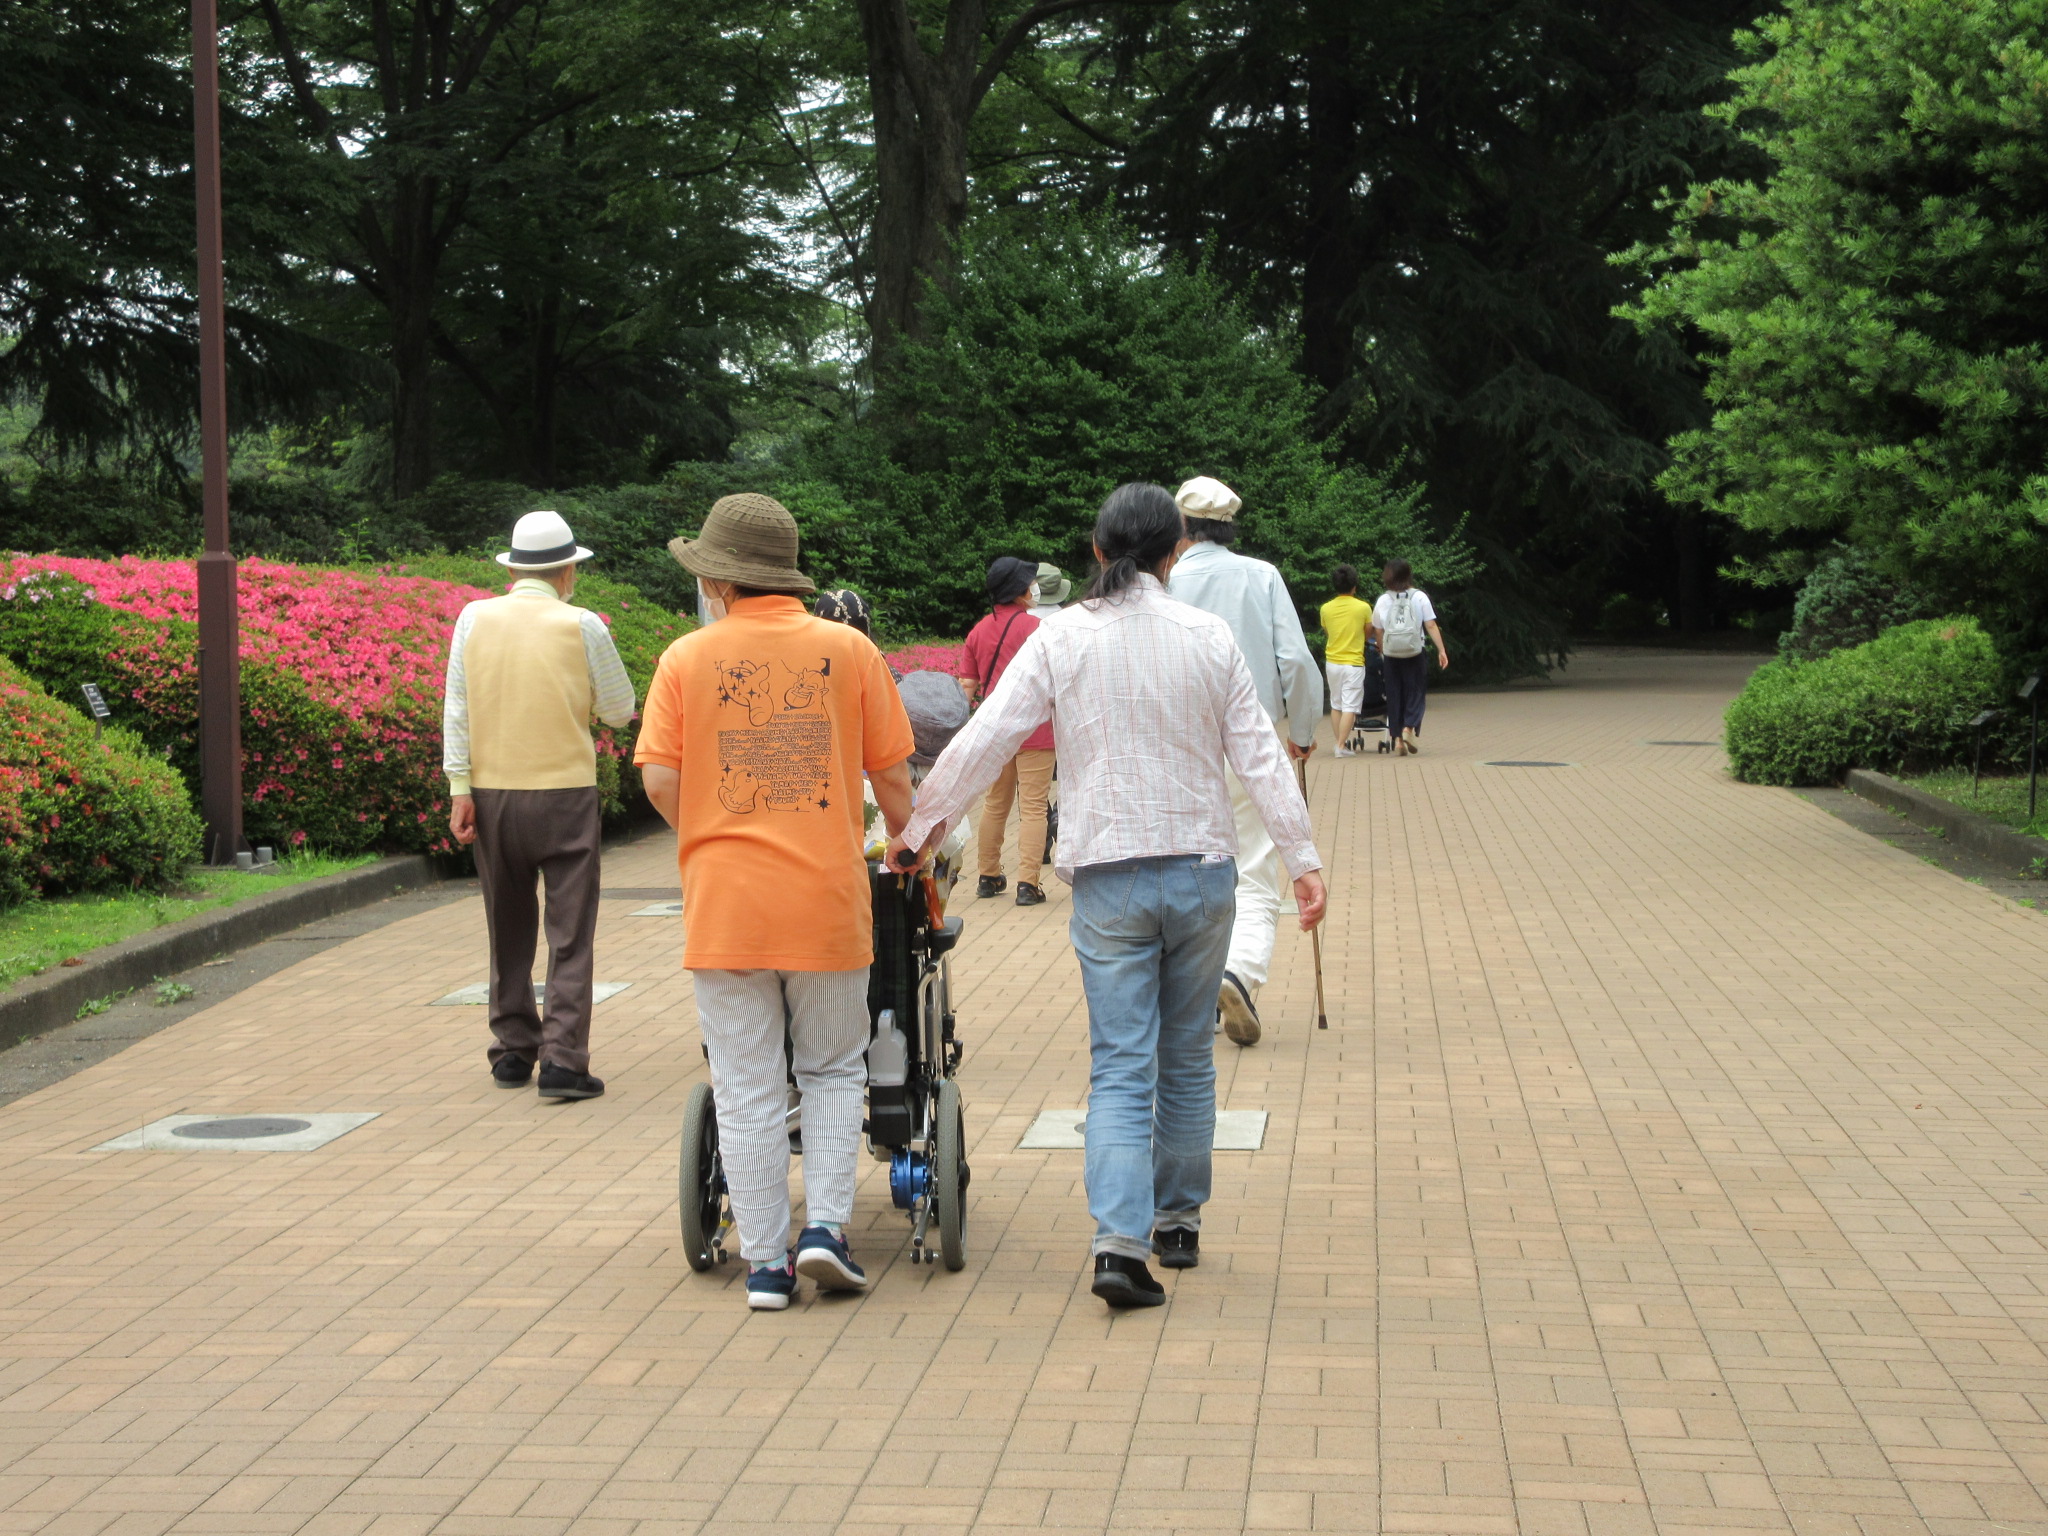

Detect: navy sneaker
[1152,1227,1200,1269]
[746,1254,797,1311]
[794,1224,869,1292]
[1091,1253,1166,1308]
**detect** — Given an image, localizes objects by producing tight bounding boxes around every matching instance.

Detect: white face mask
[696,580,728,625]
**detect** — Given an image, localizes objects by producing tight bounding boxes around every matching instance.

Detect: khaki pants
[977,748,1055,886]
[472,785,601,1073]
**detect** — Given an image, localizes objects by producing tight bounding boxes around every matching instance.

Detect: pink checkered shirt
[902,576,1321,883]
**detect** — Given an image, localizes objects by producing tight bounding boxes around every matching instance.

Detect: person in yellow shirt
[1319,565,1373,757]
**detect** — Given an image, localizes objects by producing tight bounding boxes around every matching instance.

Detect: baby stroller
[1345,642,1394,754]
[679,670,974,1274]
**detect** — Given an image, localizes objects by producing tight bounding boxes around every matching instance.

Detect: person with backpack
[1372,558,1450,754]
[961,556,1055,907]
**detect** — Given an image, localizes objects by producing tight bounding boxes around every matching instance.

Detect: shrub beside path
[1,650,2046,1535]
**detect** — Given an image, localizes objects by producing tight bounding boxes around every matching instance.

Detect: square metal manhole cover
[94,1112,379,1152]
[430,982,632,1006]
[1019,1108,1267,1151]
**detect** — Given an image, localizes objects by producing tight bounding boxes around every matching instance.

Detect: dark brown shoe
[1015,882,1045,906]
[537,1063,605,1101]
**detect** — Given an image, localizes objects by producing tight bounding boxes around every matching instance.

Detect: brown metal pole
[193,0,241,864]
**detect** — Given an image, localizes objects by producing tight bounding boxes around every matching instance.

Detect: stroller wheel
[679,1082,727,1273]
[933,1078,966,1272]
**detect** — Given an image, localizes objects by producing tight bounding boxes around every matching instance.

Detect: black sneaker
[537,1063,605,1100]
[976,875,1007,899]
[1152,1228,1200,1269]
[492,1055,534,1089]
[1091,1253,1166,1308]
[1015,882,1045,906]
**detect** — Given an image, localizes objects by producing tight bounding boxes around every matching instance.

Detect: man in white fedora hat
[443,509,637,1100]
[1166,475,1321,1047]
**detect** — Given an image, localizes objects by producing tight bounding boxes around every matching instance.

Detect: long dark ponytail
[1086,482,1185,605]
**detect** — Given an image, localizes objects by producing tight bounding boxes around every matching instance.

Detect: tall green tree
[0,0,352,466]
[1624,0,2048,660]
[850,0,1177,370]
[816,214,1479,650]
[1113,0,1766,632]
[241,0,806,495]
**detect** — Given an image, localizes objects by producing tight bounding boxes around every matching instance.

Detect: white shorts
[1326,662,1367,713]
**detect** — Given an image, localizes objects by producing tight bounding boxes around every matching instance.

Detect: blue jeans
[1069,855,1236,1260]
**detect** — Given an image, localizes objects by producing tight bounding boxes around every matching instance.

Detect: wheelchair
[678,862,972,1275]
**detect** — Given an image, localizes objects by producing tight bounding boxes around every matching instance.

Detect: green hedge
[1725,618,2001,786]
[0,657,202,906]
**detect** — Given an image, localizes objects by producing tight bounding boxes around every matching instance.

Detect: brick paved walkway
[3,650,2047,1536]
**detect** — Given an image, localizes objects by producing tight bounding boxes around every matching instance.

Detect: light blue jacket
[1168,540,1322,749]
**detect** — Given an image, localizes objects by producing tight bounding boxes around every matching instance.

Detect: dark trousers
[472,786,601,1073]
[1383,652,1430,735]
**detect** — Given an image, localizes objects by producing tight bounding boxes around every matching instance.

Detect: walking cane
[1295,756,1329,1030]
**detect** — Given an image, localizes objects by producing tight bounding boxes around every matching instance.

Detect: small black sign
[79,683,111,720]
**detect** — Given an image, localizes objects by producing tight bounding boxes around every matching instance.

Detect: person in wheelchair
[636,494,918,1311]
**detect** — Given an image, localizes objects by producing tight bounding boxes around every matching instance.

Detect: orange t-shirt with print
[633,596,915,971]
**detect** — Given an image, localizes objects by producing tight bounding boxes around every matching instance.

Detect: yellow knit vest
[465,592,598,789]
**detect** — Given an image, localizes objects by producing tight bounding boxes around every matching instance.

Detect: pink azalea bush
[884,641,966,676]
[0,556,684,858]
[5,555,485,716]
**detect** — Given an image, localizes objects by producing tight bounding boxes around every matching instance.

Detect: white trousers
[692,967,870,1263]
[1226,770,1286,991]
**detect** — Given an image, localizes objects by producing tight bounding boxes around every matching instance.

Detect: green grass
[0,853,373,993]
[1900,770,2048,841]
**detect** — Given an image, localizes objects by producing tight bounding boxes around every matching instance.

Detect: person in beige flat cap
[1165,476,1321,1048]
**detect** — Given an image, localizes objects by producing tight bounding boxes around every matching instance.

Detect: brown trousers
[978,748,1056,886]
[472,786,601,1073]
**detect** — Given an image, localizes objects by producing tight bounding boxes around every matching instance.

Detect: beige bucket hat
[667,494,816,594]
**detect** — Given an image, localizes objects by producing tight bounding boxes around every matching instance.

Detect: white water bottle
[866,1010,908,1087]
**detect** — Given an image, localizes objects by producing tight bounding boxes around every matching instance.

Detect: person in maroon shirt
[961,556,1056,905]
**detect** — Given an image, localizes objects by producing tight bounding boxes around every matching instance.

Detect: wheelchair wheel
[933,1077,966,1271]
[679,1081,728,1272]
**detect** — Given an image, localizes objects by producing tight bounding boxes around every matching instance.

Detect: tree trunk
[855,0,985,373]
[1302,5,1359,410]
[531,286,561,486]
[388,191,438,500]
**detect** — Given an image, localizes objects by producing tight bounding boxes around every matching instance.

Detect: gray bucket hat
[668,494,816,595]
[1034,562,1072,604]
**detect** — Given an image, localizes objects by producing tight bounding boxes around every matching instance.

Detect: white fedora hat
[497,509,595,569]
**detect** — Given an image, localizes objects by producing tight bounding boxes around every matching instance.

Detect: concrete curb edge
[0,855,447,1050]
[1845,769,2047,879]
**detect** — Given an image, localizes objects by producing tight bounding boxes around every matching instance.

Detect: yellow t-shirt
[1320,594,1372,667]
[633,596,916,971]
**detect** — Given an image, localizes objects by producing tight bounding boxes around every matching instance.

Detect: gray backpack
[897,671,970,765]
[1382,590,1426,658]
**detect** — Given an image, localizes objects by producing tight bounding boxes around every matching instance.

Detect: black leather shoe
[976,875,1007,899]
[1091,1253,1166,1308]
[1152,1228,1200,1269]
[537,1063,605,1100]
[492,1055,534,1089]
[1015,882,1045,906]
